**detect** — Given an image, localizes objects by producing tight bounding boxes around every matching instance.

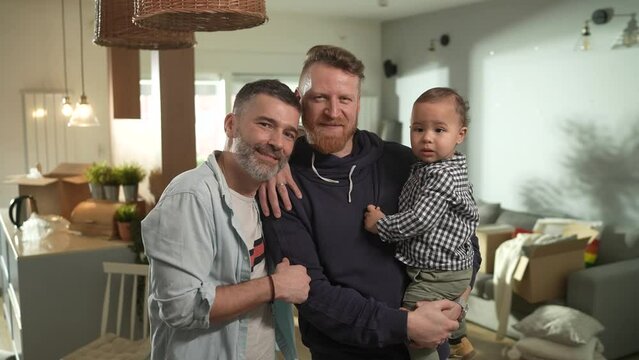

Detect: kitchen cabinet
[0,211,135,359]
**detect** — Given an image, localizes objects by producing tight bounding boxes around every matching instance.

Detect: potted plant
[85,162,109,200]
[102,165,120,202]
[115,163,146,203]
[115,203,137,241]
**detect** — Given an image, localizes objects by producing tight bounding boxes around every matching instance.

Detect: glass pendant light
[60,0,73,117]
[580,20,591,51]
[612,14,639,49]
[61,97,73,117]
[68,0,99,127]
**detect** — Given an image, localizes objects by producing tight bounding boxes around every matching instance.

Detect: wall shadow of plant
[520,119,639,230]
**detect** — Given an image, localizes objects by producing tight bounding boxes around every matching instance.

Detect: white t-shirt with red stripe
[229,189,275,360]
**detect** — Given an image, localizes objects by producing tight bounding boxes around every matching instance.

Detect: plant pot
[122,184,139,203]
[117,221,132,241]
[88,183,105,200]
[103,184,120,202]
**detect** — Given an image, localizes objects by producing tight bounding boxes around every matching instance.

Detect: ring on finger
[278,183,287,187]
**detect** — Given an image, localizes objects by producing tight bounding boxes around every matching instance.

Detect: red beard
[303,117,356,155]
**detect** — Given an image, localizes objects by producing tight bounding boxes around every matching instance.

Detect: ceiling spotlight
[428,34,451,52]
[440,34,451,46]
[586,8,639,50]
[591,8,613,25]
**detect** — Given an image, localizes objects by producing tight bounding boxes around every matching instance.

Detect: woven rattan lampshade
[94,0,196,50]
[133,0,268,32]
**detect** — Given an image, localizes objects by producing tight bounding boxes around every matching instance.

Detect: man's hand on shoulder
[272,258,310,304]
[258,164,302,218]
[406,300,460,349]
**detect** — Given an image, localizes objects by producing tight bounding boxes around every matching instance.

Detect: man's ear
[224,113,235,138]
[457,127,468,144]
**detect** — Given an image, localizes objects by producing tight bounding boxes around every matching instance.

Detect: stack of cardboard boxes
[8,163,91,220]
[477,223,590,303]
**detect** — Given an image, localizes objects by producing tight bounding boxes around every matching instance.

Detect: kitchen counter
[0,209,136,360]
[1,212,128,258]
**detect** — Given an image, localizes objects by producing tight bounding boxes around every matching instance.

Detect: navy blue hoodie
[263,130,480,359]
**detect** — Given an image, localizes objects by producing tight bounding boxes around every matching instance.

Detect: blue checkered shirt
[377,152,478,270]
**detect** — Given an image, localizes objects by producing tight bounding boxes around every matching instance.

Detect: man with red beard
[260,46,481,360]
[142,80,311,360]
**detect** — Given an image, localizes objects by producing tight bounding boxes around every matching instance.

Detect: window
[194,80,226,164]
[138,74,298,165]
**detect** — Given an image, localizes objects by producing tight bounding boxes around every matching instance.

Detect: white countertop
[1,210,130,258]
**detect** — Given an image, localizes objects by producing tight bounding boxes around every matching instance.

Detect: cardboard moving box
[69,199,146,238]
[7,163,91,220]
[512,236,588,303]
[477,224,515,274]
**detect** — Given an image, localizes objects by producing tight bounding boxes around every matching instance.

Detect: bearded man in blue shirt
[142,79,311,360]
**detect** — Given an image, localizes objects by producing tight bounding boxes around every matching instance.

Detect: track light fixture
[579,7,639,50]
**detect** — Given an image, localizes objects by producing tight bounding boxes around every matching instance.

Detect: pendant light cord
[78,0,86,97]
[61,0,69,96]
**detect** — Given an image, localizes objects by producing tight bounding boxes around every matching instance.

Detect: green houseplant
[101,165,120,202]
[115,163,146,203]
[115,204,137,241]
[85,162,110,200]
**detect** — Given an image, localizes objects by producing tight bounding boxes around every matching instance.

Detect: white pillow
[515,336,602,360]
[512,305,604,345]
[533,218,604,235]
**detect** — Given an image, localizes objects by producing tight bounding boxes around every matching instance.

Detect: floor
[283,321,516,360]
[282,319,639,360]
[0,303,13,359]
[0,301,637,360]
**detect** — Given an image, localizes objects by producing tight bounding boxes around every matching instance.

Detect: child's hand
[364,204,385,234]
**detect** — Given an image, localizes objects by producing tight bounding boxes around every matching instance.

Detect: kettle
[9,195,39,228]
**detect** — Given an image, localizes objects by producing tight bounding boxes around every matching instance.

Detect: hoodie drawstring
[347,164,356,203]
[311,153,357,203]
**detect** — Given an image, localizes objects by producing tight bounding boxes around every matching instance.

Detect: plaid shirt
[377,152,478,270]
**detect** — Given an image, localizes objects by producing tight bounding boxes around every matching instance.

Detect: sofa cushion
[597,227,639,265]
[512,305,604,345]
[477,200,501,225]
[495,209,543,231]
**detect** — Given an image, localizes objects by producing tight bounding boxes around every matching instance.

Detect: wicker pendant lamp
[94,0,196,49]
[133,0,268,32]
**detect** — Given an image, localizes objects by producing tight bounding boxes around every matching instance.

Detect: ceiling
[267,0,487,21]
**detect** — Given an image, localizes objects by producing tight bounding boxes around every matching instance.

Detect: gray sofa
[466,203,639,360]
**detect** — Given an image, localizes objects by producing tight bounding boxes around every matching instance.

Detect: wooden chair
[61,262,150,360]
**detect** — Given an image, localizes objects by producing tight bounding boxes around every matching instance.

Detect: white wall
[195,13,382,96]
[0,0,382,208]
[382,0,639,230]
[0,0,110,206]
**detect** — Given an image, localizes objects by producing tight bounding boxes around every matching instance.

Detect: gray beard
[232,136,285,182]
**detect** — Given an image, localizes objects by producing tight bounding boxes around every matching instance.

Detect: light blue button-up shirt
[142,152,298,360]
